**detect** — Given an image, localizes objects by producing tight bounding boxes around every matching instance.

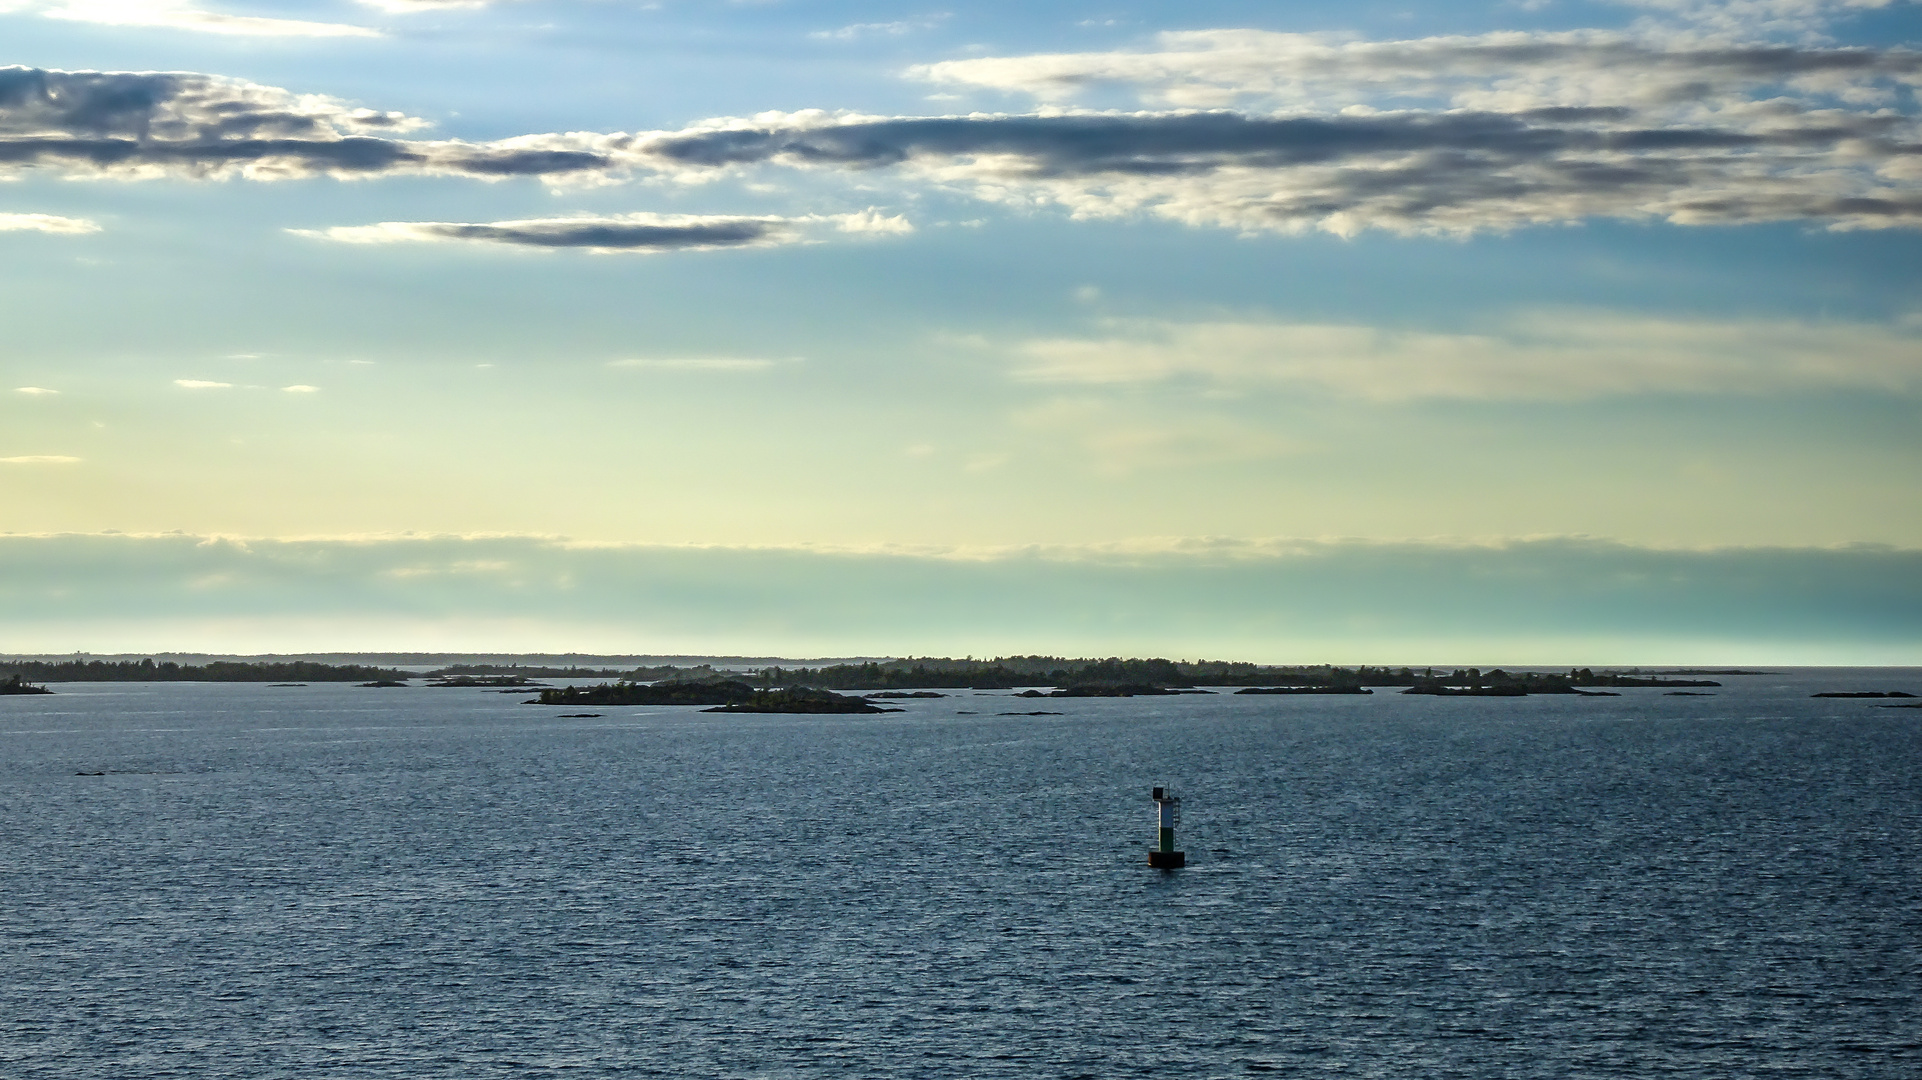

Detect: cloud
[8,31,1919,236]
[607,357,790,371]
[0,532,1915,662]
[811,16,948,41]
[13,386,59,395]
[0,212,99,234]
[0,67,618,182]
[884,29,1922,233]
[0,455,80,464]
[281,385,320,393]
[909,29,1922,113]
[292,211,910,252]
[828,207,918,234]
[1010,311,1922,399]
[302,215,787,252]
[38,0,380,37]
[1616,0,1900,36]
[631,97,1922,234]
[173,379,233,389]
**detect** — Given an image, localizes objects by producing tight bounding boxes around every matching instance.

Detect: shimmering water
[3,670,1919,1078]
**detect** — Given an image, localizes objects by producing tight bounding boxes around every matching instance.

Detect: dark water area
[3,670,1919,1078]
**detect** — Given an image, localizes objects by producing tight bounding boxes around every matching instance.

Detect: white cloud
[829,208,917,234]
[281,385,320,393]
[910,28,1922,113]
[381,559,513,579]
[13,386,59,395]
[41,0,381,37]
[0,454,81,464]
[1010,311,1922,399]
[811,15,948,41]
[174,379,233,389]
[0,212,100,234]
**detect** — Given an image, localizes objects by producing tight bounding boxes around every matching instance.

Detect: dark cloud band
[636,108,1920,232]
[5,56,1918,233]
[417,219,776,249]
[294,211,907,252]
[643,111,1884,176]
[0,134,610,175]
[0,67,613,179]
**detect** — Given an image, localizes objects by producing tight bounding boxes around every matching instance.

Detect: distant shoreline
[0,654,1805,688]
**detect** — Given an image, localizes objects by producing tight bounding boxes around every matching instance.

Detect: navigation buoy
[1149,786,1185,868]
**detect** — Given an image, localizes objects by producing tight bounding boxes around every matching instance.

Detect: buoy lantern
[1149,786,1185,868]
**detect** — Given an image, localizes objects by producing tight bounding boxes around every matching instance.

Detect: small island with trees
[532,680,897,713]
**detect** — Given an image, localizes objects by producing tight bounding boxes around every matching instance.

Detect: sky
[1,0,1919,661]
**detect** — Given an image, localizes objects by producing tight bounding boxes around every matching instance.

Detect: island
[703,688,900,714]
[1237,686,1372,695]
[1395,669,1696,696]
[1812,691,1916,698]
[530,679,901,713]
[532,679,763,707]
[429,675,549,688]
[1,675,52,695]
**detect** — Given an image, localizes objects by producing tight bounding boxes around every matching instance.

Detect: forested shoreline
[0,654,1722,690]
[0,659,411,682]
[555,657,1722,692]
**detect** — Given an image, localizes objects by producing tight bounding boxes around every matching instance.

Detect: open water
[2,670,1919,1079]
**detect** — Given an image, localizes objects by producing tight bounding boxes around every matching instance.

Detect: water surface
[3,670,1918,1077]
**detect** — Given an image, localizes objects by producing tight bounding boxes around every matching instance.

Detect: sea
[2,669,1918,1079]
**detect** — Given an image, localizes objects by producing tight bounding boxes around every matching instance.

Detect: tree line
[0,658,411,682]
[644,659,1721,691]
